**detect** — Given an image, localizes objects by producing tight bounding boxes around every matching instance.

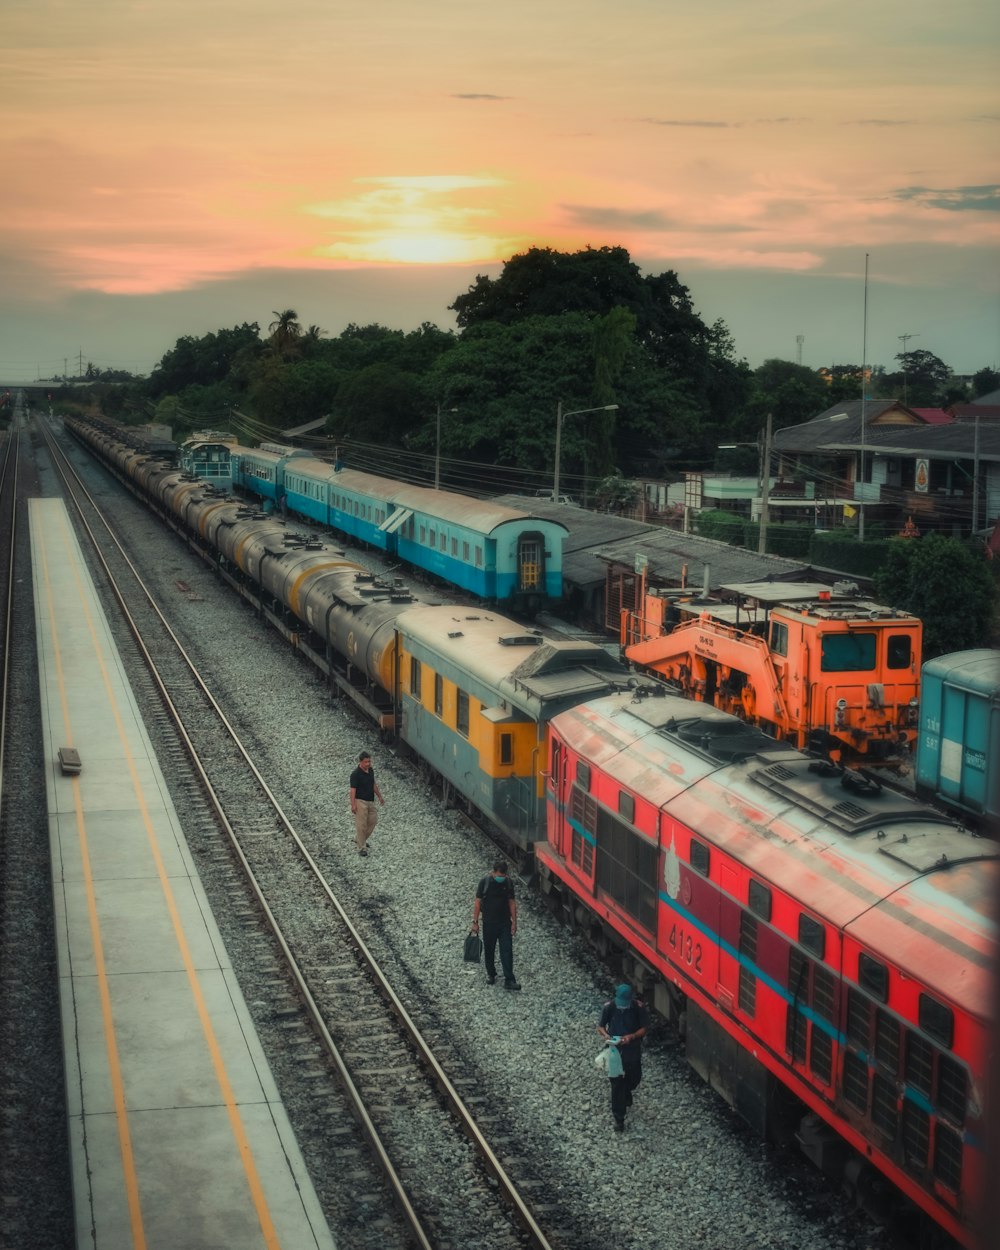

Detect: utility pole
[758,411,772,555]
[898,333,918,405]
[796,335,804,366]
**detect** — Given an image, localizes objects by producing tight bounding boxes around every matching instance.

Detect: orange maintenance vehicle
[622,581,922,764]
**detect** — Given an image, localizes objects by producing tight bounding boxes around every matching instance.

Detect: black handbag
[463,932,482,963]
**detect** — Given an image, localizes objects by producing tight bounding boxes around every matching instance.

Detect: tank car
[916,649,1000,834]
[536,688,994,1247]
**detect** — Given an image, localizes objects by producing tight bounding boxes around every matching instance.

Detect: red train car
[536,687,995,1247]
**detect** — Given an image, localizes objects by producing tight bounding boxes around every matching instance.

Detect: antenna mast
[859,254,869,543]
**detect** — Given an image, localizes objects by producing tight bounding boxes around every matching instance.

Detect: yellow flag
[843,503,857,518]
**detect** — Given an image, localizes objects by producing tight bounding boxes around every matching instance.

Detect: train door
[517,532,544,592]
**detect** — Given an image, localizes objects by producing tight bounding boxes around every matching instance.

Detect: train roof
[396,605,628,718]
[921,648,1000,696]
[270,455,568,535]
[553,690,997,1018]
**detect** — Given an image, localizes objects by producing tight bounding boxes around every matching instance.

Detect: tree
[972,367,1000,398]
[873,533,997,657]
[741,359,832,439]
[886,349,952,407]
[267,309,302,360]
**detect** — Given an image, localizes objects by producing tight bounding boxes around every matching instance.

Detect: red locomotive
[536,686,994,1247]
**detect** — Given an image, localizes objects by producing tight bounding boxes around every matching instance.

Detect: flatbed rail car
[623,580,922,765]
[536,687,994,1247]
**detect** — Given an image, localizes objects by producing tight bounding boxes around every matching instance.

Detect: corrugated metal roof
[593,529,811,590]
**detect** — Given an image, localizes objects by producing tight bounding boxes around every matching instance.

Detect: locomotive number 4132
[668,923,703,972]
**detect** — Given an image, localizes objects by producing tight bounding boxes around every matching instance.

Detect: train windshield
[820,632,877,672]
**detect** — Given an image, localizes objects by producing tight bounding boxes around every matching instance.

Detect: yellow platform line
[38,505,281,1250]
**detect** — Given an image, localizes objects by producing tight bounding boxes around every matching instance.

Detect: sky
[1,0,998,383]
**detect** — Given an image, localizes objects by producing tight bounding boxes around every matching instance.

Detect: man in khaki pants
[349,751,385,856]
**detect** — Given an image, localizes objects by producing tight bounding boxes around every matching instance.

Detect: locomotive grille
[871,1073,899,1139]
[765,763,796,781]
[738,913,757,1015]
[875,1009,900,1073]
[832,800,868,822]
[905,1033,934,1098]
[842,1050,869,1113]
[902,1099,930,1167]
[937,1054,968,1125]
[813,966,835,1023]
[809,1028,832,1084]
[933,1122,963,1192]
[846,989,872,1048]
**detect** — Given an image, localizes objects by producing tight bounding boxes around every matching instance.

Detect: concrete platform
[30,497,336,1250]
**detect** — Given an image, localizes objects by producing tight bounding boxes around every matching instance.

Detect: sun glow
[307,175,516,265]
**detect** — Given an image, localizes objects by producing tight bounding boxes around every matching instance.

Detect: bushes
[694,509,746,545]
[808,532,893,578]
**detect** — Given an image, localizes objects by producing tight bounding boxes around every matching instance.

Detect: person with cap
[471,859,521,990]
[597,983,649,1131]
[349,750,385,857]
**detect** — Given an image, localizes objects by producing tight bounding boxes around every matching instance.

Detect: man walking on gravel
[349,750,385,857]
[471,859,520,990]
[597,984,649,1131]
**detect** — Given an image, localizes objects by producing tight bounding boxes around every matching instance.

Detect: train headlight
[907,696,919,726]
[835,698,847,728]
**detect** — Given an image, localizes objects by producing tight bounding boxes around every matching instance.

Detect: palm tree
[267,309,302,360]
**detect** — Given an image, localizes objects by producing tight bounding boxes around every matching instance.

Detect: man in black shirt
[349,750,385,856]
[471,859,520,990]
[597,984,649,1131]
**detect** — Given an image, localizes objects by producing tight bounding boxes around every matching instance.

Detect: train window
[820,632,876,672]
[457,690,470,737]
[618,792,635,822]
[451,537,458,556]
[463,541,470,561]
[500,733,513,766]
[577,762,591,790]
[690,839,710,876]
[858,953,888,1001]
[439,532,446,551]
[738,913,757,1016]
[918,994,954,1048]
[410,657,422,698]
[748,879,771,921]
[420,526,426,543]
[933,1123,963,1192]
[798,913,825,958]
[354,502,359,517]
[429,529,436,547]
[770,620,788,656]
[475,547,483,567]
[434,674,443,716]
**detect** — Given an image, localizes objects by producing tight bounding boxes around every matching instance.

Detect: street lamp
[434,402,458,491]
[554,401,619,503]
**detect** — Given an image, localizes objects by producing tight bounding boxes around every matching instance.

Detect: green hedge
[694,509,746,545]
[808,532,893,577]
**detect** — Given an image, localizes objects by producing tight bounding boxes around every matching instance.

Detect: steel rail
[43,418,556,1250]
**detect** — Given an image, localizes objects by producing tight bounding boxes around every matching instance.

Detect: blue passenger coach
[239,449,568,610]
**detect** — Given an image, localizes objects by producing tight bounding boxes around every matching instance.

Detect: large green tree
[885,348,953,407]
[873,534,997,657]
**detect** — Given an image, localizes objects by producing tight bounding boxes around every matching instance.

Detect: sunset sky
[1,0,997,381]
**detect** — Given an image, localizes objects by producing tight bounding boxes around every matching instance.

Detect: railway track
[40,417,565,1247]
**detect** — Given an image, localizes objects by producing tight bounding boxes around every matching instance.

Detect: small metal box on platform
[57,747,82,775]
